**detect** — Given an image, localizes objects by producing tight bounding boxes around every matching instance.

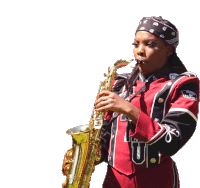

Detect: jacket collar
[138,64,171,84]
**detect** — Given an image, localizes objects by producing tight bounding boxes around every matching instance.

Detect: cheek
[144,49,156,61]
[148,52,168,71]
[133,49,136,57]
[155,50,168,63]
[147,49,166,61]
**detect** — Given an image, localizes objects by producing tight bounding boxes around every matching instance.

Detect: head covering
[136,16,179,48]
[134,16,187,73]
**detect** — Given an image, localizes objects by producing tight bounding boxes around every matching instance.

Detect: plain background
[0,1,199,187]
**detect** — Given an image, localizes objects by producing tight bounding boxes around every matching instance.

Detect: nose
[137,44,145,57]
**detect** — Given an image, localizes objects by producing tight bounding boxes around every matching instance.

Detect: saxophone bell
[62,59,131,188]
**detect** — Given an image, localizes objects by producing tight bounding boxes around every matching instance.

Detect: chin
[138,66,150,75]
[139,65,161,76]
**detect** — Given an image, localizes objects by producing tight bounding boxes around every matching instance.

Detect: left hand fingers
[95,98,113,111]
[95,103,114,113]
[95,91,115,110]
[95,91,114,105]
[95,95,109,106]
[97,90,113,99]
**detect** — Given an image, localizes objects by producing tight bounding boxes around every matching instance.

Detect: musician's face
[133,31,172,75]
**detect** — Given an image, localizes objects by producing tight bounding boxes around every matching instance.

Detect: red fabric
[103,159,179,188]
[130,111,165,142]
[105,111,113,121]
[108,76,199,175]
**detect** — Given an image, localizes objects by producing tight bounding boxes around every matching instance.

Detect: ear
[166,45,173,56]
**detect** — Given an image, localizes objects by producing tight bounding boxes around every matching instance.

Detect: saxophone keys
[104,73,111,78]
[95,149,101,164]
[65,149,73,161]
[62,180,67,188]
[62,149,73,176]
[108,67,111,73]
[103,73,108,77]
[62,163,71,176]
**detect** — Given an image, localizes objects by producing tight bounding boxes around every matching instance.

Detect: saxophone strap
[106,69,195,127]
[107,80,149,127]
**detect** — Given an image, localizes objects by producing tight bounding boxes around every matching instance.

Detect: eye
[147,41,156,48]
[132,42,139,48]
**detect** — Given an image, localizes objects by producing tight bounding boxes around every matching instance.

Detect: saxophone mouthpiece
[135,59,143,65]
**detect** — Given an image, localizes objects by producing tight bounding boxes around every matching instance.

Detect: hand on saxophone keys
[95,90,132,115]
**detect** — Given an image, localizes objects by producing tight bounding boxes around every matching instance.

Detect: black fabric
[125,66,140,98]
[100,65,169,159]
[153,111,196,156]
[150,73,187,122]
[99,119,112,163]
[100,78,148,163]
[108,80,148,128]
[135,16,179,47]
[112,66,140,97]
[100,68,146,162]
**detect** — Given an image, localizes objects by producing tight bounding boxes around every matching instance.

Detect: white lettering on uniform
[181,90,197,101]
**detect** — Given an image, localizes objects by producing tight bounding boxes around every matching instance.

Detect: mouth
[136,59,147,65]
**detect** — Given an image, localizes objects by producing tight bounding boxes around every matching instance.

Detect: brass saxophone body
[62,60,131,188]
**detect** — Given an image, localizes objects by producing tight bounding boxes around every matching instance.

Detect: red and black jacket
[100,66,199,175]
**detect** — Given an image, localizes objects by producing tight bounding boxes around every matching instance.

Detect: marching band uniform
[100,16,199,188]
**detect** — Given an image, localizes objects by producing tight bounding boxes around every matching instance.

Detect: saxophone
[62,59,131,188]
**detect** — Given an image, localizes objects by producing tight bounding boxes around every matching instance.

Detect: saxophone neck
[106,59,132,91]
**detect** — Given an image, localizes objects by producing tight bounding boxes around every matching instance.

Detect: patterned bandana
[136,16,179,47]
